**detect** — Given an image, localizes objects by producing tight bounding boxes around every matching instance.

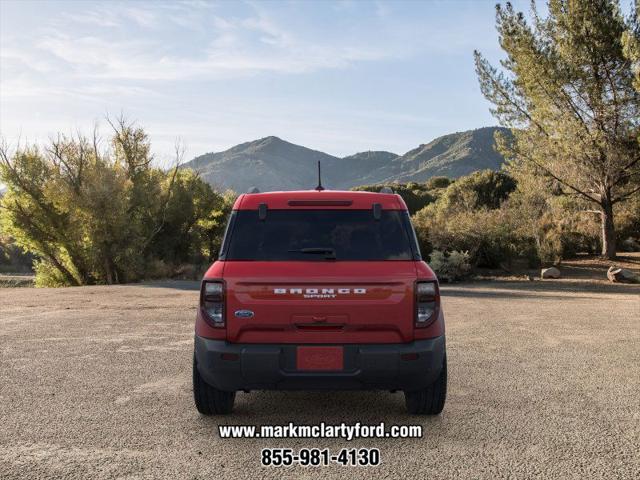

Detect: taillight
[415,281,439,327]
[201,280,225,328]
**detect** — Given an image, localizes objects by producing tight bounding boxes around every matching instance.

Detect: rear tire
[404,355,447,415]
[193,355,236,415]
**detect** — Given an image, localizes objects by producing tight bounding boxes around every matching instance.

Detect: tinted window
[225,210,417,261]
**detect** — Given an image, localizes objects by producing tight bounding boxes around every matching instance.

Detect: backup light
[415,281,439,327]
[201,280,225,327]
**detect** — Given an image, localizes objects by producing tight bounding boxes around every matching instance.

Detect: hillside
[182,136,344,192]
[341,150,399,170]
[378,126,511,183]
[182,127,510,192]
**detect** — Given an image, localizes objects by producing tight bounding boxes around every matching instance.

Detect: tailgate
[223,261,416,344]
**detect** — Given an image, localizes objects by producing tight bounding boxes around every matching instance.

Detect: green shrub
[615,194,640,246]
[428,250,471,281]
[425,176,451,190]
[414,205,521,268]
[438,170,516,213]
[0,235,33,273]
[33,259,73,288]
[353,182,436,214]
[145,259,174,280]
[0,122,236,287]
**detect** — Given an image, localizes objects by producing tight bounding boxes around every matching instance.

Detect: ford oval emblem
[234,310,254,318]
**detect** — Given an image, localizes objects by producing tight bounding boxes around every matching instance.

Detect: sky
[0,0,533,164]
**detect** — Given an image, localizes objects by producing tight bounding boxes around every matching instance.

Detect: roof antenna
[315,160,325,191]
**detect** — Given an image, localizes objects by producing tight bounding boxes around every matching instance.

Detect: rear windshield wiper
[287,247,337,259]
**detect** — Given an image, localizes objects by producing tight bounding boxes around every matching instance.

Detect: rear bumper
[194,335,445,392]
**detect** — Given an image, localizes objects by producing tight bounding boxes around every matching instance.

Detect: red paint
[234,190,409,210]
[220,261,421,343]
[296,346,344,371]
[195,189,444,344]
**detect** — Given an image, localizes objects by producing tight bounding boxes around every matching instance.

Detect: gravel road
[1,281,638,479]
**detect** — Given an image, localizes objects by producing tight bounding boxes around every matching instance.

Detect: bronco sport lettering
[274,288,367,298]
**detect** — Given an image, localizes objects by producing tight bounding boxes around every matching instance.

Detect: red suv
[193,189,446,415]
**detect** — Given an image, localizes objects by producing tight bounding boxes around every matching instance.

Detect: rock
[541,267,561,279]
[607,266,639,283]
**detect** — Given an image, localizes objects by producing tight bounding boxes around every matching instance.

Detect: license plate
[296,346,344,371]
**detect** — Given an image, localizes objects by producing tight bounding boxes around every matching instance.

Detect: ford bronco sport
[193,189,446,415]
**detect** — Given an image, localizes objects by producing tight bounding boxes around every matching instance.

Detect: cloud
[61,4,160,29]
[4,0,488,93]
[0,0,498,160]
[7,4,397,84]
[62,10,122,28]
[241,12,293,48]
[122,7,158,27]
[28,33,388,82]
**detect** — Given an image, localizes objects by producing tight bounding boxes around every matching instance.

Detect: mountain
[341,150,399,169]
[183,136,343,192]
[182,127,510,192]
[372,126,511,183]
[334,150,399,186]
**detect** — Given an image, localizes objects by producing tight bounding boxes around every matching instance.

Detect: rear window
[223,209,419,261]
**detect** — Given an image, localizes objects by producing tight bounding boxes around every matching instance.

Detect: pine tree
[475,0,640,259]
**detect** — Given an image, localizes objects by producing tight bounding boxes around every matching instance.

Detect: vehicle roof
[233,190,408,210]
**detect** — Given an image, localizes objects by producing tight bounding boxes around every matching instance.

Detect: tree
[437,170,516,212]
[623,2,640,92]
[194,189,236,262]
[147,170,235,265]
[475,0,640,259]
[0,144,87,285]
[0,120,183,285]
[412,170,522,267]
[1,118,236,286]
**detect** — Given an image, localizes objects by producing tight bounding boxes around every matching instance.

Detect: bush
[425,176,451,190]
[353,182,436,214]
[414,204,522,268]
[616,194,640,246]
[438,170,516,213]
[145,259,174,280]
[0,235,33,273]
[0,120,236,286]
[411,169,548,269]
[172,263,207,280]
[33,259,72,288]
[428,250,471,282]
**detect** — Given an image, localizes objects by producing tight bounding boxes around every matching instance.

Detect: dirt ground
[472,252,640,283]
[0,280,638,479]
